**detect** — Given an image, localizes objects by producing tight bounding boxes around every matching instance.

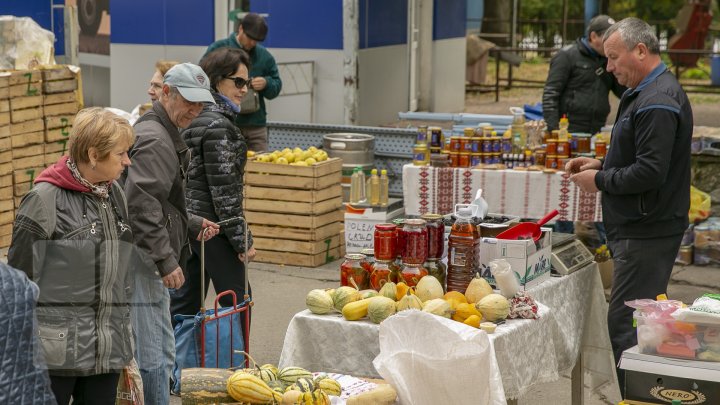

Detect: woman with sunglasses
[170,48,256,323]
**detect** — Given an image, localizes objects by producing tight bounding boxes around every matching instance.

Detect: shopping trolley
[172,216,252,393]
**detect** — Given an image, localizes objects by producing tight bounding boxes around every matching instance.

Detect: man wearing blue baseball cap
[121,62,220,403]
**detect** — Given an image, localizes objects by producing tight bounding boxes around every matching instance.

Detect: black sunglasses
[225,76,251,89]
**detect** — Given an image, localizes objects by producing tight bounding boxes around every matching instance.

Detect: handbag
[239,88,260,114]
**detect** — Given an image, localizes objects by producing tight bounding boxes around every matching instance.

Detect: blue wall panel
[251,0,343,50]
[433,0,466,40]
[112,0,214,46]
[360,0,407,49]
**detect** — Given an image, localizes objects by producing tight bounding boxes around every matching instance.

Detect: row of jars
[340,214,448,291]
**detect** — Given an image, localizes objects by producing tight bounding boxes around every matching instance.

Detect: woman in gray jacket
[8,107,136,404]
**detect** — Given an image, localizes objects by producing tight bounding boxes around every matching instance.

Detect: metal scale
[550,233,595,275]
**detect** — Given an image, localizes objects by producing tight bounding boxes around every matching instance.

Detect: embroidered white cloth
[402,164,603,221]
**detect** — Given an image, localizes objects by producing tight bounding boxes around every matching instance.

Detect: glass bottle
[446,207,480,293]
[402,218,428,266]
[379,169,389,207]
[558,115,570,141]
[370,260,400,290]
[369,168,380,206]
[340,253,369,289]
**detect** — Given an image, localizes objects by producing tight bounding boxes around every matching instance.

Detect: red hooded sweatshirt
[34,156,90,193]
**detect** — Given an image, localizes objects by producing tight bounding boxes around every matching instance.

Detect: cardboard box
[478,228,552,289]
[344,201,404,254]
[620,345,720,404]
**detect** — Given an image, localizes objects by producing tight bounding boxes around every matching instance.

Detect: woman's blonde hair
[156,60,180,76]
[69,107,135,164]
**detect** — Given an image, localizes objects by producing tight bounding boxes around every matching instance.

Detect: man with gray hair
[566,18,692,385]
[122,62,220,403]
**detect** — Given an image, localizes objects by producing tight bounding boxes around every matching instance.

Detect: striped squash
[226,371,282,404]
[316,378,341,397]
[278,366,313,385]
[295,389,331,405]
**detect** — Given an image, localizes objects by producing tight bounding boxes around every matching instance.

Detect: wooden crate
[0,185,12,200]
[41,66,77,81]
[0,223,12,249]
[246,209,342,229]
[44,115,73,142]
[245,158,342,190]
[13,153,45,170]
[0,209,14,225]
[0,135,9,151]
[44,141,67,166]
[0,73,8,99]
[0,111,9,125]
[0,173,11,188]
[253,233,341,255]
[245,196,342,215]
[44,102,78,116]
[0,198,13,213]
[11,130,44,148]
[10,105,43,123]
[6,70,41,99]
[254,246,342,267]
[246,157,342,178]
[9,95,42,110]
[0,99,9,112]
[247,183,341,203]
[44,92,78,106]
[43,78,78,94]
[250,221,342,242]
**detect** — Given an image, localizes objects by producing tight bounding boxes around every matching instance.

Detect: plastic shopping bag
[116,358,144,405]
[373,310,506,405]
[689,186,711,224]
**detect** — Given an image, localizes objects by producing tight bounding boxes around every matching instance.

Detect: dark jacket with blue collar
[594,62,692,240]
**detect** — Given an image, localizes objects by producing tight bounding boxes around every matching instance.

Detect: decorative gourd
[295,389,331,405]
[316,377,342,396]
[452,302,482,322]
[278,366,313,385]
[332,286,361,311]
[443,291,467,304]
[367,296,396,324]
[395,282,412,301]
[287,377,315,393]
[268,380,287,394]
[283,390,303,404]
[325,288,336,301]
[396,289,423,312]
[475,293,511,322]
[346,384,398,405]
[180,368,235,404]
[422,298,454,318]
[465,274,494,304]
[415,276,444,302]
[342,297,372,321]
[260,363,279,376]
[306,289,334,314]
[378,281,397,301]
[255,364,278,383]
[359,289,378,299]
[226,371,282,404]
[464,314,482,328]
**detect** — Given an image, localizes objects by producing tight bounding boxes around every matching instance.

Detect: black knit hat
[587,15,616,36]
[241,13,268,42]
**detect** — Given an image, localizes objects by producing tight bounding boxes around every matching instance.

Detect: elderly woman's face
[216,64,249,107]
[93,141,132,183]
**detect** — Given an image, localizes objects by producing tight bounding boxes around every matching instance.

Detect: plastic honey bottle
[446,207,481,293]
[350,167,361,204]
[379,169,389,207]
[369,169,380,206]
[558,115,570,141]
[356,167,367,203]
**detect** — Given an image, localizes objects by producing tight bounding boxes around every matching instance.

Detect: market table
[402,164,603,221]
[279,263,619,403]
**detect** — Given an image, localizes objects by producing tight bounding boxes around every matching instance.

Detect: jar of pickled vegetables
[424,259,447,291]
[373,223,397,261]
[370,260,400,290]
[399,263,429,287]
[402,218,428,265]
[340,253,369,289]
[420,213,445,260]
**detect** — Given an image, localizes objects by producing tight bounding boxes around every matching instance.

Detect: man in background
[205,12,282,152]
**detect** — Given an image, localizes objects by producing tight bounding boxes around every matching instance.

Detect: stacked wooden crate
[245,158,345,267]
[0,66,81,249]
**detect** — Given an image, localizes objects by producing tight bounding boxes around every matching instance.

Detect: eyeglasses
[225,76,251,89]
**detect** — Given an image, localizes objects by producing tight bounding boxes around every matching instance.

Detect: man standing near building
[122,63,220,404]
[566,18,693,386]
[205,12,282,152]
[543,14,625,134]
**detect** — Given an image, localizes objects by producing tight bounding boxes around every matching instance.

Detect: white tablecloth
[279,263,619,400]
[402,164,603,221]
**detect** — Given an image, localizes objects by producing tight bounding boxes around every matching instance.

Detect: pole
[342,0,359,126]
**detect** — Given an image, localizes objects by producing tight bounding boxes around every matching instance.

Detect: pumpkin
[180,368,235,404]
[396,289,423,312]
[306,289,334,314]
[226,371,282,404]
[395,282,412,301]
[316,377,341,396]
[422,298,454,318]
[465,274,494,304]
[332,286,361,311]
[443,291,467,304]
[452,302,482,322]
[378,281,397,301]
[367,296,396,324]
[415,275,444,302]
[278,366,313,385]
[342,297,372,321]
[296,389,331,405]
[475,293,511,322]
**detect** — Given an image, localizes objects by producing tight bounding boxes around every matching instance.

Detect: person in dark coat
[170,48,256,321]
[542,14,625,134]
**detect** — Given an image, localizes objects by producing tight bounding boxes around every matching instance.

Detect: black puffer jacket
[542,37,626,133]
[183,93,253,253]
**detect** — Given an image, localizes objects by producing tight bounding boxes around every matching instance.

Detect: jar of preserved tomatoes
[361,248,375,275]
[373,223,397,261]
[340,253,369,289]
[370,260,400,290]
[399,263,428,287]
[393,218,406,261]
[425,259,447,291]
[420,213,445,260]
[402,218,428,265]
